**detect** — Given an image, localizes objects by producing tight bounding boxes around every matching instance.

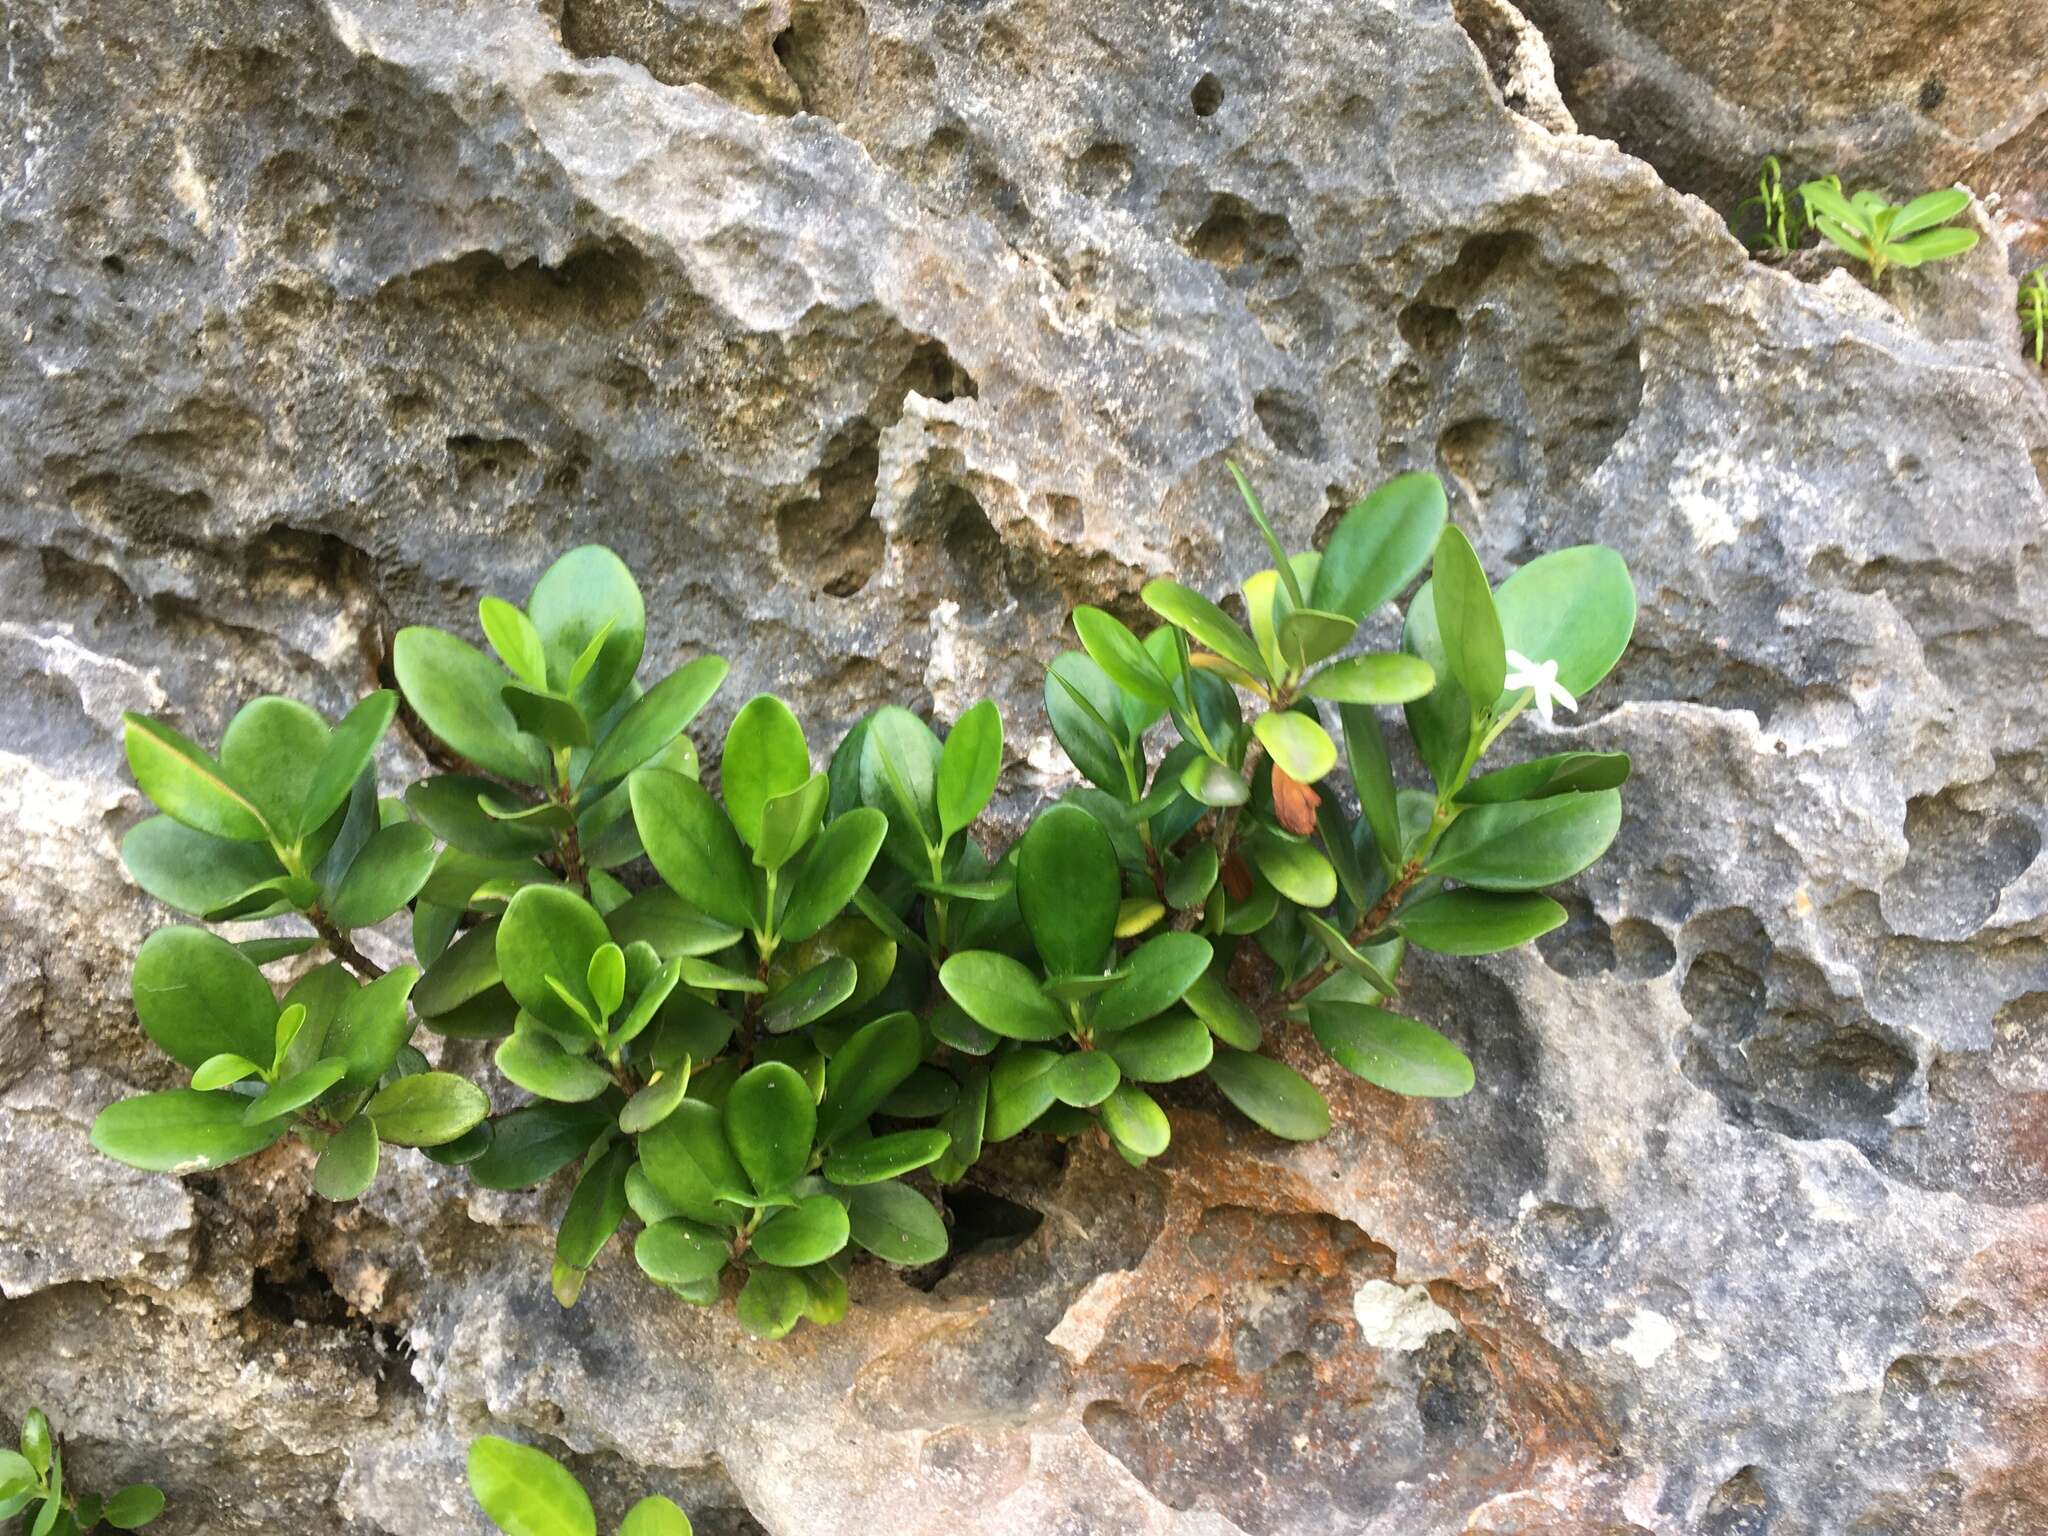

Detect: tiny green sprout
[0,1405,165,1533]
[2020,267,2047,366]
[1732,154,1803,254]
[1797,177,1980,284]
[467,1435,691,1536]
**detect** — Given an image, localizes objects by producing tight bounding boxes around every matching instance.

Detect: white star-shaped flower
[1503,649,1577,727]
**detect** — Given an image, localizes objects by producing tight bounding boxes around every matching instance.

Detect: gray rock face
[2,0,2046,1532]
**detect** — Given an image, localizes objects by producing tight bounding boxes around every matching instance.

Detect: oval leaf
[1397,889,1566,954]
[91,1090,287,1173]
[629,768,756,931]
[938,952,1070,1042]
[1017,803,1120,976]
[365,1071,490,1146]
[1206,1047,1331,1141]
[1428,790,1622,891]
[724,1061,816,1197]
[751,1192,851,1266]
[467,1436,595,1536]
[1309,1000,1474,1097]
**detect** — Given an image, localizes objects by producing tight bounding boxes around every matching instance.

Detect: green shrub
[93,467,1634,1336]
[0,1406,164,1534]
[468,1436,690,1536]
[1732,155,1804,254]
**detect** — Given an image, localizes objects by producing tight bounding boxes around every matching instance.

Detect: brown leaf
[1270,763,1322,836]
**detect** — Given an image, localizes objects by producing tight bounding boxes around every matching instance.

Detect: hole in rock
[1190,72,1224,116]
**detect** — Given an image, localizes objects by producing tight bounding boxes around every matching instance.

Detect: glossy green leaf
[1141,578,1268,680]
[1301,912,1399,996]
[761,957,857,1035]
[414,918,503,1020]
[1302,653,1436,706]
[1277,608,1358,673]
[313,1114,380,1200]
[120,816,293,921]
[467,1435,596,1536]
[823,1128,950,1185]
[556,1141,632,1271]
[123,713,271,841]
[469,1101,612,1190]
[497,1023,615,1103]
[327,821,437,929]
[635,1217,729,1286]
[497,884,613,1036]
[102,1484,166,1531]
[723,694,812,851]
[132,925,277,1070]
[91,1090,287,1172]
[985,1047,1061,1140]
[725,1061,815,1197]
[604,886,745,959]
[1253,711,1338,783]
[1047,1050,1120,1107]
[1045,653,1136,799]
[220,697,336,843]
[1017,802,1120,976]
[752,1192,851,1266]
[1183,967,1262,1050]
[479,594,549,688]
[1398,582,1474,791]
[365,1071,489,1146]
[1073,606,1174,710]
[753,772,829,870]
[1247,833,1337,909]
[629,768,756,931]
[1432,526,1505,707]
[777,807,887,943]
[938,952,1070,1042]
[1491,545,1636,704]
[1103,1011,1213,1082]
[500,684,592,750]
[1101,1081,1171,1159]
[527,545,646,718]
[737,1264,807,1339]
[1890,226,1978,264]
[620,1496,693,1536]
[298,692,398,839]
[845,1179,948,1265]
[190,1053,262,1090]
[937,699,1004,839]
[1458,750,1631,805]
[1181,753,1249,807]
[583,656,727,788]
[241,1057,347,1125]
[391,627,548,784]
[1397,889,1566,954]
[817,1010,923,1144]
[640,1098,752,1212]
[619,1063,693,1134]
[1091,932,1212,1033]
[402,775,553,859]
[1312,471,1447,621]
[1309,1000,1474,1097]
[1206,1047,1331,1141]
[858,704,945,867]
[1428,790,1622,891]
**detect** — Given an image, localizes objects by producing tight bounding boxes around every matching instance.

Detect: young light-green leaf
[496,885,615,1037]
[722,694,812,851]
[365,1071,489,1146]
[122,713,272,842]
[620,1496,694,1536]
[751,1192,851,1267]
[938,952,1071,1042]
[526,545,646,719]
[1140,579,1268,681]
[1252,711,1338,783]
[1301,653,1436,706]
[391,627,549,785]
[480,595,550,689]
[91,1090,289,1173]
[467,1436,596,1536]
[299,691,398,839]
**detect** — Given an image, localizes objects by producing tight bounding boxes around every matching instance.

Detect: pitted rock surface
[2,0,2045,1531]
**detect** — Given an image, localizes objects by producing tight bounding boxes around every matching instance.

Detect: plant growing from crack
[1796,177,1979,284]
[468,1436,690,1535]
[91,474,1634,1337]
[2021,266,2047,366]
[0,1406,164,1535]
[1732,154,1805,254]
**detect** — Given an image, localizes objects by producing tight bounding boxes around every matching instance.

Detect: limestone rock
[1,0,2045,1532]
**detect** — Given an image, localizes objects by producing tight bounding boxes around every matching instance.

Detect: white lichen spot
[172,140,213,235]
[1610,1307,1679,1367]
[1045,1269,1136,1363]
[1351,1280,1458,1351]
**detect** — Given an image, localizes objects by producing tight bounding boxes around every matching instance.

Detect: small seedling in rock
[2020,267,2047,366]
[1733,155,1804,254]
[468,1435,690,1536]
[0,1406,164,1534]
[1797,177,1979,284]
